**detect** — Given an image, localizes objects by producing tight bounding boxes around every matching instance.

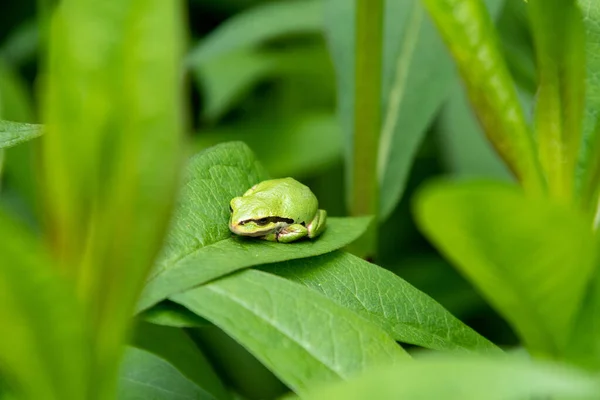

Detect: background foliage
[2,0,600,399]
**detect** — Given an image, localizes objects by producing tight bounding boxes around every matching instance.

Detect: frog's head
[228,196,293,237]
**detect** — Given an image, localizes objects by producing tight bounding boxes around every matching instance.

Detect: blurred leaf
[137,142,369,312]
[0,120,42,149]
[0,61,34,122]
[42,0,186,397]
[0,211,88,400]
[529,0,586,200]
[171,269,409,395]
[497,0,536,93]
[186,0,322,66]
[567,265,600,370]
[194,113,342,178]
[297,355,600,400]
[194,45,332,122]
[325,0,507,221]
[423,0,545,193]
[0,20,39,66]
[438,88,513,180]
[118,347,214,400]
[132,322,229,400]
[415,180,597,357]
[575,0,600,209]
[140,301,210,328]
[264,251,499,353]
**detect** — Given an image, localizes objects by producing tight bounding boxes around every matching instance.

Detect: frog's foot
[307,209,327,239]
[264,224,308,243]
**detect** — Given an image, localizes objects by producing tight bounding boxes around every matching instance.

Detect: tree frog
[229,177,327,243]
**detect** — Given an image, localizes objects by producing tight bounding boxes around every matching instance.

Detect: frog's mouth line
[238,216,294,226]
[230,216,296,237]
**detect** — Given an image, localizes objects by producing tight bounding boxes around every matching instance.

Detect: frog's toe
[307,209,327,239]
[276,224,308,243]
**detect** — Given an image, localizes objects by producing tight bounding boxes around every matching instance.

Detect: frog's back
[254,178,318,223]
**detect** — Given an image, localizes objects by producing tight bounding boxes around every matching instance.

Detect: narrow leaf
[423,0,545,193]
[575,0,600,211]
[171,269,409,395]
[298,356,600,400]
[118,347,214,400]
[193,114,342,178]
[139,301,210,328]
[186,0,322,67]
[325,0,506,221]
[137,142,370,312]
[415,180,596,357]
[41,0,186,396]
[0,120,42,149]
[529,0,586,200]
[264,251,499,354]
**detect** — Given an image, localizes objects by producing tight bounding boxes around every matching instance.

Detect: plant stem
[350,0,383,258]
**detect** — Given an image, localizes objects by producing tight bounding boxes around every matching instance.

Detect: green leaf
[42,0,186,397]
[131,322,229,400]
[264,251,499,354]
[415,180,597,357]
[296,355,600,400]
[193,114,342,178]
[0,211,88,400]
[139,301,210,328]
[529,0,586,200]
[0,120,42,149]
[118,347,214,400]
[186,0,322,67]
[325,0,507,221]
[194,45,332,122]
[423,0,545,194]
[575,0,600,210]
[171,269,409,395]
[438,87,513,180]
[140,216,371,313]
[137,142,370,312]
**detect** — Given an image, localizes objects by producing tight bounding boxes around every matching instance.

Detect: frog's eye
[256,218,269,226]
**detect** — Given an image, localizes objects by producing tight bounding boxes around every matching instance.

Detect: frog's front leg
[307,209,327,239]
[262,224,308,243]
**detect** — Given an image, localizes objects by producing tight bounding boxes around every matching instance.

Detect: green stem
[350,0,383,258]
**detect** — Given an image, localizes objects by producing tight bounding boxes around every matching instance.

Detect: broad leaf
[297,356,600,400]
[171,269,409,395]
[118,347,214,400]
[186,0,322,67]
[132,322,229,400]
[0,211,88,400]
[415,180,597,357]
[137,142,371,312]
[264,251,499,353]
[423,0,545,193]
[194,114,341,178]
[0,120,42,149]
[529,0,586,199]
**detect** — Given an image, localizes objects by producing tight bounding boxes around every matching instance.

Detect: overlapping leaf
[137,142,371,312]
[171,269,409,395]
[415,180,597,357]
[264,251,499,353]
